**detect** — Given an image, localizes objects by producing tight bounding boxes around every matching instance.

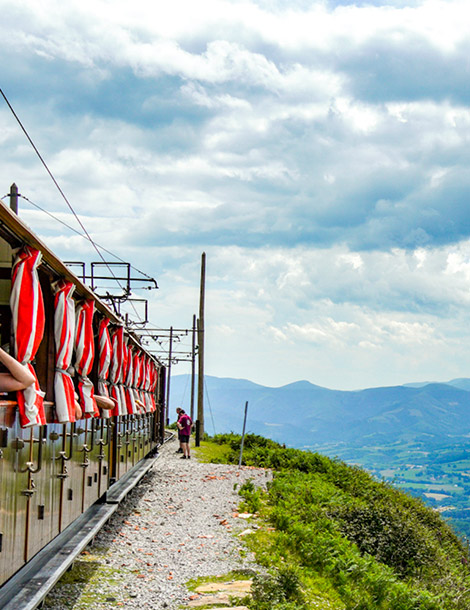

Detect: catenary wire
[0,88,151,326]
[204,378,216,435]
[11,194,157,284]
[0,89,195,366]
[0,87,147,323]
[177,374,190,409]
[1,194,191,351]
[1,89,109,263]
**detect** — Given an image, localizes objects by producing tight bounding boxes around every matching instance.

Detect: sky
[1,0,470,390]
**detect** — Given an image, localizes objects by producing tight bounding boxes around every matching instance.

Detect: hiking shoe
[175,448,183,453]
[180,455,187,459]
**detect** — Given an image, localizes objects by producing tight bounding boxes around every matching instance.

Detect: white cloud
[2,0,470,390]
[337,252,364,270]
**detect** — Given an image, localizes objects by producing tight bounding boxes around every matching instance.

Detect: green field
[312,439,470,541]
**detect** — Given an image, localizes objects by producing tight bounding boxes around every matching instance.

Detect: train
[0,196,167,591]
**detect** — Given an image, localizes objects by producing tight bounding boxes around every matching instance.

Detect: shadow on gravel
[44,560,102,609]
[44,468,161,609]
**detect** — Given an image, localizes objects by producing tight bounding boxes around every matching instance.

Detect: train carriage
[0,198,166,587]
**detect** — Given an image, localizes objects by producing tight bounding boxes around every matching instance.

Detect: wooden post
[238,401,249,467]
[9,183,18,214]
[190,314,196,422]
[165,326,173,425]
[197,253,206,439]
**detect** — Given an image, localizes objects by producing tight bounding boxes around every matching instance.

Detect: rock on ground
[44,439,271,609]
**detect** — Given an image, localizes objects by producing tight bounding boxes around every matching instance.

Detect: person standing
[177,409,192,459]
[175,407,183,453]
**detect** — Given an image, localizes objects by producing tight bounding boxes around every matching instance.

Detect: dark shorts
[180,434,190,443]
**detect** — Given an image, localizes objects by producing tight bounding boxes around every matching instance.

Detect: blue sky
[1,0,470,390]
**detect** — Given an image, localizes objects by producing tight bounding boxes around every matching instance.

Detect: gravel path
[45,439,271,609]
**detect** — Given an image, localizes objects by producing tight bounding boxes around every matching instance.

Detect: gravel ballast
[45,439,271,609]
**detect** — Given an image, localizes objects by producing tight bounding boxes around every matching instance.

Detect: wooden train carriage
[0,200,166,586]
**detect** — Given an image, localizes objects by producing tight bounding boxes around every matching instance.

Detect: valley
[313,438,470,540]
[170,374,470,539]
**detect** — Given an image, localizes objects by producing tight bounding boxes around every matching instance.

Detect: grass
[186,569,258,590]
[192,437,232,463]
[203,433,470,610]
[44,552,126,608]
[240,527,345,610]
[316,438,470,539]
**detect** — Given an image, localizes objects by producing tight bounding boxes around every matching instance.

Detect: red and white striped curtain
[97,317,112,418]
[142,356,153,412]
[132,350,145,413]
[109,327,127,416]
[10,246,46,428]
[138,353,150,413]
[75,300,98,418]
[121,339,128,410]
[53,280,77,423]
[149,362,158,411]
[124,344,137,414]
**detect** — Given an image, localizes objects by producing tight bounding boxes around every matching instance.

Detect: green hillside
[199,434,470,610]
[172,375,470,537]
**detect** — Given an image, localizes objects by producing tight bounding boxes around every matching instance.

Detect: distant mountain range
[168,375,470,449]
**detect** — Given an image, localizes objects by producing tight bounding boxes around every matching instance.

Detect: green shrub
[334,502,430,577]
[238,478,264,513]
[205,433,470,608]
[251,566,307,610]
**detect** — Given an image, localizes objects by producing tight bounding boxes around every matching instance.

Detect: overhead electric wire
[0,88,194,371]
[177,374,190,408]
[0,87,149,326]
[204,378,216,435]
[14,194,156,284]
[1,89,107,262]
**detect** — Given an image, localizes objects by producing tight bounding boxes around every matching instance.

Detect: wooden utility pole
[165,326,173,425]
[197,253,206,438]
[9,183,18,214]
[190,314,196,422]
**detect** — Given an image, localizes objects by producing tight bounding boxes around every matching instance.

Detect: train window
[35,269,56,403]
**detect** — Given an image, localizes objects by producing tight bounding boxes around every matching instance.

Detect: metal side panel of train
[0,408,162,586]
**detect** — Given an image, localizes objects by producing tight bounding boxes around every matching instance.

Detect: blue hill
[169,375,470,448]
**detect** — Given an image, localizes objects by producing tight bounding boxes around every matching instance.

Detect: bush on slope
[208,433,470,610]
